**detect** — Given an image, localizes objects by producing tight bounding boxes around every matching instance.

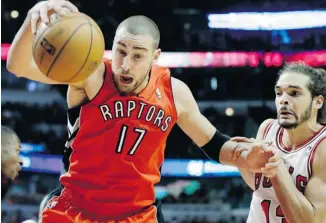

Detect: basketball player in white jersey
[233,62,326,223]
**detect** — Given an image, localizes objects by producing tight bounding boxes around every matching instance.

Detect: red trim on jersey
[277,126,326,153]
[263,120,276,140]
[308,136,326,177]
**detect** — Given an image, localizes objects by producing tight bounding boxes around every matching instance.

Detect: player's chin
[117,86,133,95]
[278,120,298,129]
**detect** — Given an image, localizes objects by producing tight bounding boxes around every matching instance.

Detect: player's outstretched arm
[6,0,78,84]
[267,139,326,223]
[172,78,274,172]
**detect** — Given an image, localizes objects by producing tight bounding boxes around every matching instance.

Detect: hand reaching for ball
[27,0,79,35]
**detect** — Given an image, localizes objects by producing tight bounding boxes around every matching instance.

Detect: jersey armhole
[308,136,326,177]
[168,72,178,120]
[262,120,275,140]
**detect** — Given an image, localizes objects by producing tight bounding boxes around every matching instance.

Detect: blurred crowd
[2,0,326,52]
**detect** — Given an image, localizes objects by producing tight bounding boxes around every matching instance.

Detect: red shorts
[41,188,163,223]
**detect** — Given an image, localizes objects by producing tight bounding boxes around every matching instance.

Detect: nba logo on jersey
[156,88,162,99]
[47,200,58,209]
[304,146,313,156]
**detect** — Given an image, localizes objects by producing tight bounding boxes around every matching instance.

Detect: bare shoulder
[171,77,198,117]
[171,77,193,101]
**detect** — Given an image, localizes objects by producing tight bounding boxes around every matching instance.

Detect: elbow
[6,60,22,77]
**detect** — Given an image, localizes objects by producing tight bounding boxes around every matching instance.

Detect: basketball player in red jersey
[7,1,276,222]
[232,63,326,223]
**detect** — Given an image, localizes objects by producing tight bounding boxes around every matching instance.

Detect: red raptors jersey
[60,59,178,219]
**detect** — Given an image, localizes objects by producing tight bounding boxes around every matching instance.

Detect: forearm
[7,18,59,84]
[238,168,255,190]
[7,16,34,75]
[271,162,315,223]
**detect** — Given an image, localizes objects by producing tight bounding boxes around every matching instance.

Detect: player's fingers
[31,11,40,35]
[40,3,51,24]
[56,7,70,17]
[263,140,273,146]
[63,1,79,13]
[261,166,276,174]
[230,137,254,143]
[259,143,273,153]
[262,172,276,178]
[232,147,247,161]
[252,142,268,152]
[264,160,281,169]
[268,154,280,163]
[49,12,58,23]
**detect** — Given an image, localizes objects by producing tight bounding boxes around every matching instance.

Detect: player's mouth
[279,110,294,117]
[120,75,134,84]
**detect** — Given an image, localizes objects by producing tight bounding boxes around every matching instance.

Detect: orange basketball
[32,12,105,84]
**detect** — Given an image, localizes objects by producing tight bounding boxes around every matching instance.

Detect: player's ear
[314,95,324,109]
[153,48,161,63]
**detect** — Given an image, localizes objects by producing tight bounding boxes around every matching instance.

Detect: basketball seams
[66,17,94,82]
[46,22,89,77]
[32,15,85,61]
[33,13,104,83]
[91,24,105,48]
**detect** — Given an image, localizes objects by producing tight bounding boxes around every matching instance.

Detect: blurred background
[1,0,326,222]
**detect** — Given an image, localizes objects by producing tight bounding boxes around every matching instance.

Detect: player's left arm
[270,138,326,223]
[171,77,271,169]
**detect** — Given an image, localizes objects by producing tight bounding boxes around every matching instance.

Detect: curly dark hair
[277,62,326,125]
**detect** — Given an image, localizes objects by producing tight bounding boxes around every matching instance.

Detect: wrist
[271,159,286,180]
[22,17,32,32]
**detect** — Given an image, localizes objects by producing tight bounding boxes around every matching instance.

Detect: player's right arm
[6,0,78,84]
[172,77,274,172]
[234,119,275,190]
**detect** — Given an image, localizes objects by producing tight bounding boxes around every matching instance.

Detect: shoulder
[256,119,276,140]
[171,77,194,102]
[259,119,275,131]
[312,135,326,172]
[171,77,191,93]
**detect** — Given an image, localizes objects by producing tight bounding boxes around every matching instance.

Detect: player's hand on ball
[28,0,79,35]
[261,153,282,178]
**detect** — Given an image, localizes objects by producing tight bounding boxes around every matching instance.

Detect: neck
[132,72,150,95]
[282,119,323,150]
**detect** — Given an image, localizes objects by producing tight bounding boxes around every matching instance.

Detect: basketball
[32,12,105,84]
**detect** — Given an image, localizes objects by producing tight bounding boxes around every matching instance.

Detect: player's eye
[289,91,300,97]
[117,49,126,56]
[134,54,142,59]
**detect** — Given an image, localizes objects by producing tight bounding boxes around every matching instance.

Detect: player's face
[111,28,160,94]
[275,72,315,129]
[1,138,22,180]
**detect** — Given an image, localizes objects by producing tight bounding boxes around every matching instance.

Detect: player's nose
[122,56,132,71]
[18,157,23,166]
[279,94,290,105]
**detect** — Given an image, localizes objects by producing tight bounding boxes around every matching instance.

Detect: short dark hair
[116,15,160,49]
[1,126,20,146]
[277,62,326,125]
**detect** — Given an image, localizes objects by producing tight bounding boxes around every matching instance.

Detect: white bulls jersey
[247,120,326,223]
